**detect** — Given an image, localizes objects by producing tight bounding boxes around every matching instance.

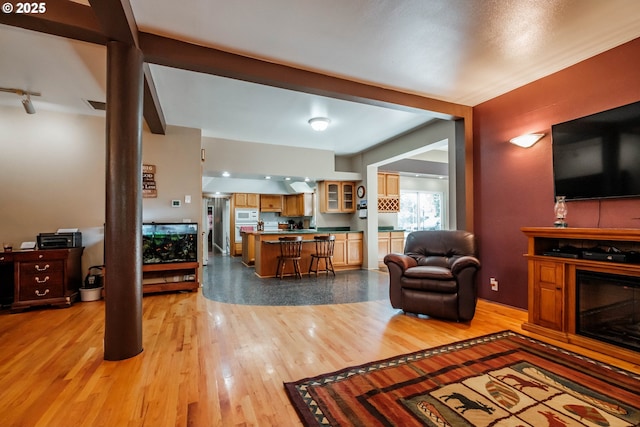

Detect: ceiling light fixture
[308,117,330,131]
[510,133,545,148]
[0,87,41,114]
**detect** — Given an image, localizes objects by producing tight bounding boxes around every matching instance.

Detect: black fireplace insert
[576,270,640,353]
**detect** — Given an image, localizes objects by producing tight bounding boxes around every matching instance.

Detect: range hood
[285,181,314,193]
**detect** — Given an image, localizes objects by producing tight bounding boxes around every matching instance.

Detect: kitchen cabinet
[346,232,363,265]
[378,231,405,267]
[384,173,400,197]
[241,232,255,266]
[378,172,399,197]
[311,232,360,268]
[332,234,347,267]
[260,194,283,212]
[318,181,355,213]
[253,231,363,277]
[234,193,259,208]
[377,172,400,212]
[282,193,313,217]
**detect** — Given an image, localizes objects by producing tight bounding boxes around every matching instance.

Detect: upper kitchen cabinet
[260,194,283,212]
[378,172,399,197]
[378,172,400,213]
[282,193,313,217]
[318,181,355,213]
[234,193,259,208]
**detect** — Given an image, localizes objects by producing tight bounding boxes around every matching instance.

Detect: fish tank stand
[142,223,199,294]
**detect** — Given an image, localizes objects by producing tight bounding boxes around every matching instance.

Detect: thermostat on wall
[171,200,181,207]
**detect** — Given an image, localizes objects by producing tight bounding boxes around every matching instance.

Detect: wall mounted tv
[552,100,640,201]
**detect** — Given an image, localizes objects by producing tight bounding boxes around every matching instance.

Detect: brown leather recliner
[383,230,480,321]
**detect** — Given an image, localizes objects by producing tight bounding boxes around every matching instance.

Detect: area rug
[284,330,640,426]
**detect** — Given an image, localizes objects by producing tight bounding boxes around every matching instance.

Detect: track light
[0,87,41,114]
[22,94,35,114]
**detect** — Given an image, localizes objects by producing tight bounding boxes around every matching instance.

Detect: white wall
[201,136,361,184]
[0,105,203,272]
[0,107,106,268]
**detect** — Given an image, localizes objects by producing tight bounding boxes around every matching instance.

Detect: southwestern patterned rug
[284,331,640,426]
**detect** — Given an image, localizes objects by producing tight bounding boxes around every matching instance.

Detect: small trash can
[80,265,104,301]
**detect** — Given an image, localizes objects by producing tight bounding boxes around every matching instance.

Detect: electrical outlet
[490,277,498,291]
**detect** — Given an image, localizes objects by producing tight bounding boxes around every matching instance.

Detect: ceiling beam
[139,32,470,121]
[0,0,106,44]
[89,0,165,135]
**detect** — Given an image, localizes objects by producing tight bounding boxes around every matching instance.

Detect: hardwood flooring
[1,274,638,426]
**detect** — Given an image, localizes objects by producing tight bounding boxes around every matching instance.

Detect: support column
[104,41,144,361]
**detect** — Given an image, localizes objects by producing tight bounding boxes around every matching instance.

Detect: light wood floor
[1,290,638,427]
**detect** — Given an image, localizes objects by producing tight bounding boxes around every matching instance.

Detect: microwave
[235,208,258,223]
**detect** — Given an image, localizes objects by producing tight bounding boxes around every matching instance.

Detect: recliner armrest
[450,255,480,275]
[383,253,417,272]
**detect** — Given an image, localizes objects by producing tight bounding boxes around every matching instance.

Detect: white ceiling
[1,0,640,160]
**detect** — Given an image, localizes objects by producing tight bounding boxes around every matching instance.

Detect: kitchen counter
[247,229,354,235]
[253,231,363,278]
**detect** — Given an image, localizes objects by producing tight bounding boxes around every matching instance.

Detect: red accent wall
[473,37,640,309]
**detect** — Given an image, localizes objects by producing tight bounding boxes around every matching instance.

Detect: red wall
[473,37,640,309]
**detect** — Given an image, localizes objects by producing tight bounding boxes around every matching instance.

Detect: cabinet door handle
[35,264,50,271]
[35,276,50,284]
[35,289,50,297]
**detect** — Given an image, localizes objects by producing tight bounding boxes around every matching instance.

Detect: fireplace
[576,270,640,353]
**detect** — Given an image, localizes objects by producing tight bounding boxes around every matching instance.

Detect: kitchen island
[248,230,363,278]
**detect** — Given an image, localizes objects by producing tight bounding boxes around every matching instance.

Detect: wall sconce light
[308,117,331,131]
[0,87,41,114]
[510,133,545,148]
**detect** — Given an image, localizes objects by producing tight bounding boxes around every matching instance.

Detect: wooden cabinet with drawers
[11,248,83,312]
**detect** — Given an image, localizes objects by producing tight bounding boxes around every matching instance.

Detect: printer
[37,232,82,249]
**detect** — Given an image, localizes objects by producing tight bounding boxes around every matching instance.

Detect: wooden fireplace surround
[521,227,640,365]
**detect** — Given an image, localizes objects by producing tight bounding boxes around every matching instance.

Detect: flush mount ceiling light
[308,117,330,131]
[0,87,41,114]
[510,133,545,148]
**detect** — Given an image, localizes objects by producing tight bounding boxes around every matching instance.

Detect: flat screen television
[142,222,198,264]
[551,100,640,201]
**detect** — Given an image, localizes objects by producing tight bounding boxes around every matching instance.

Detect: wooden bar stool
[309,235,336,276]
[276,236,303,279]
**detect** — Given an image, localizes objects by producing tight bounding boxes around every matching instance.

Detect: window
[398,191,444,232]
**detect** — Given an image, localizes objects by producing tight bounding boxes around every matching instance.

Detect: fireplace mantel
[521,227,640,365]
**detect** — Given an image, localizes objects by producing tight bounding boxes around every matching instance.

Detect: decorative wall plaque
[143,164,157,198]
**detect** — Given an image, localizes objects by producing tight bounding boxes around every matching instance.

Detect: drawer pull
[35,276,50,284]
[35,264,50,271]
[35,289,50,297]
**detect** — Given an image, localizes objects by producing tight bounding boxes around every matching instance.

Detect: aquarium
[142,223,198,264]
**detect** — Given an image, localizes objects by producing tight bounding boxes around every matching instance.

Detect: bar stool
[276,236,303,279]
[309,235,336,276]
